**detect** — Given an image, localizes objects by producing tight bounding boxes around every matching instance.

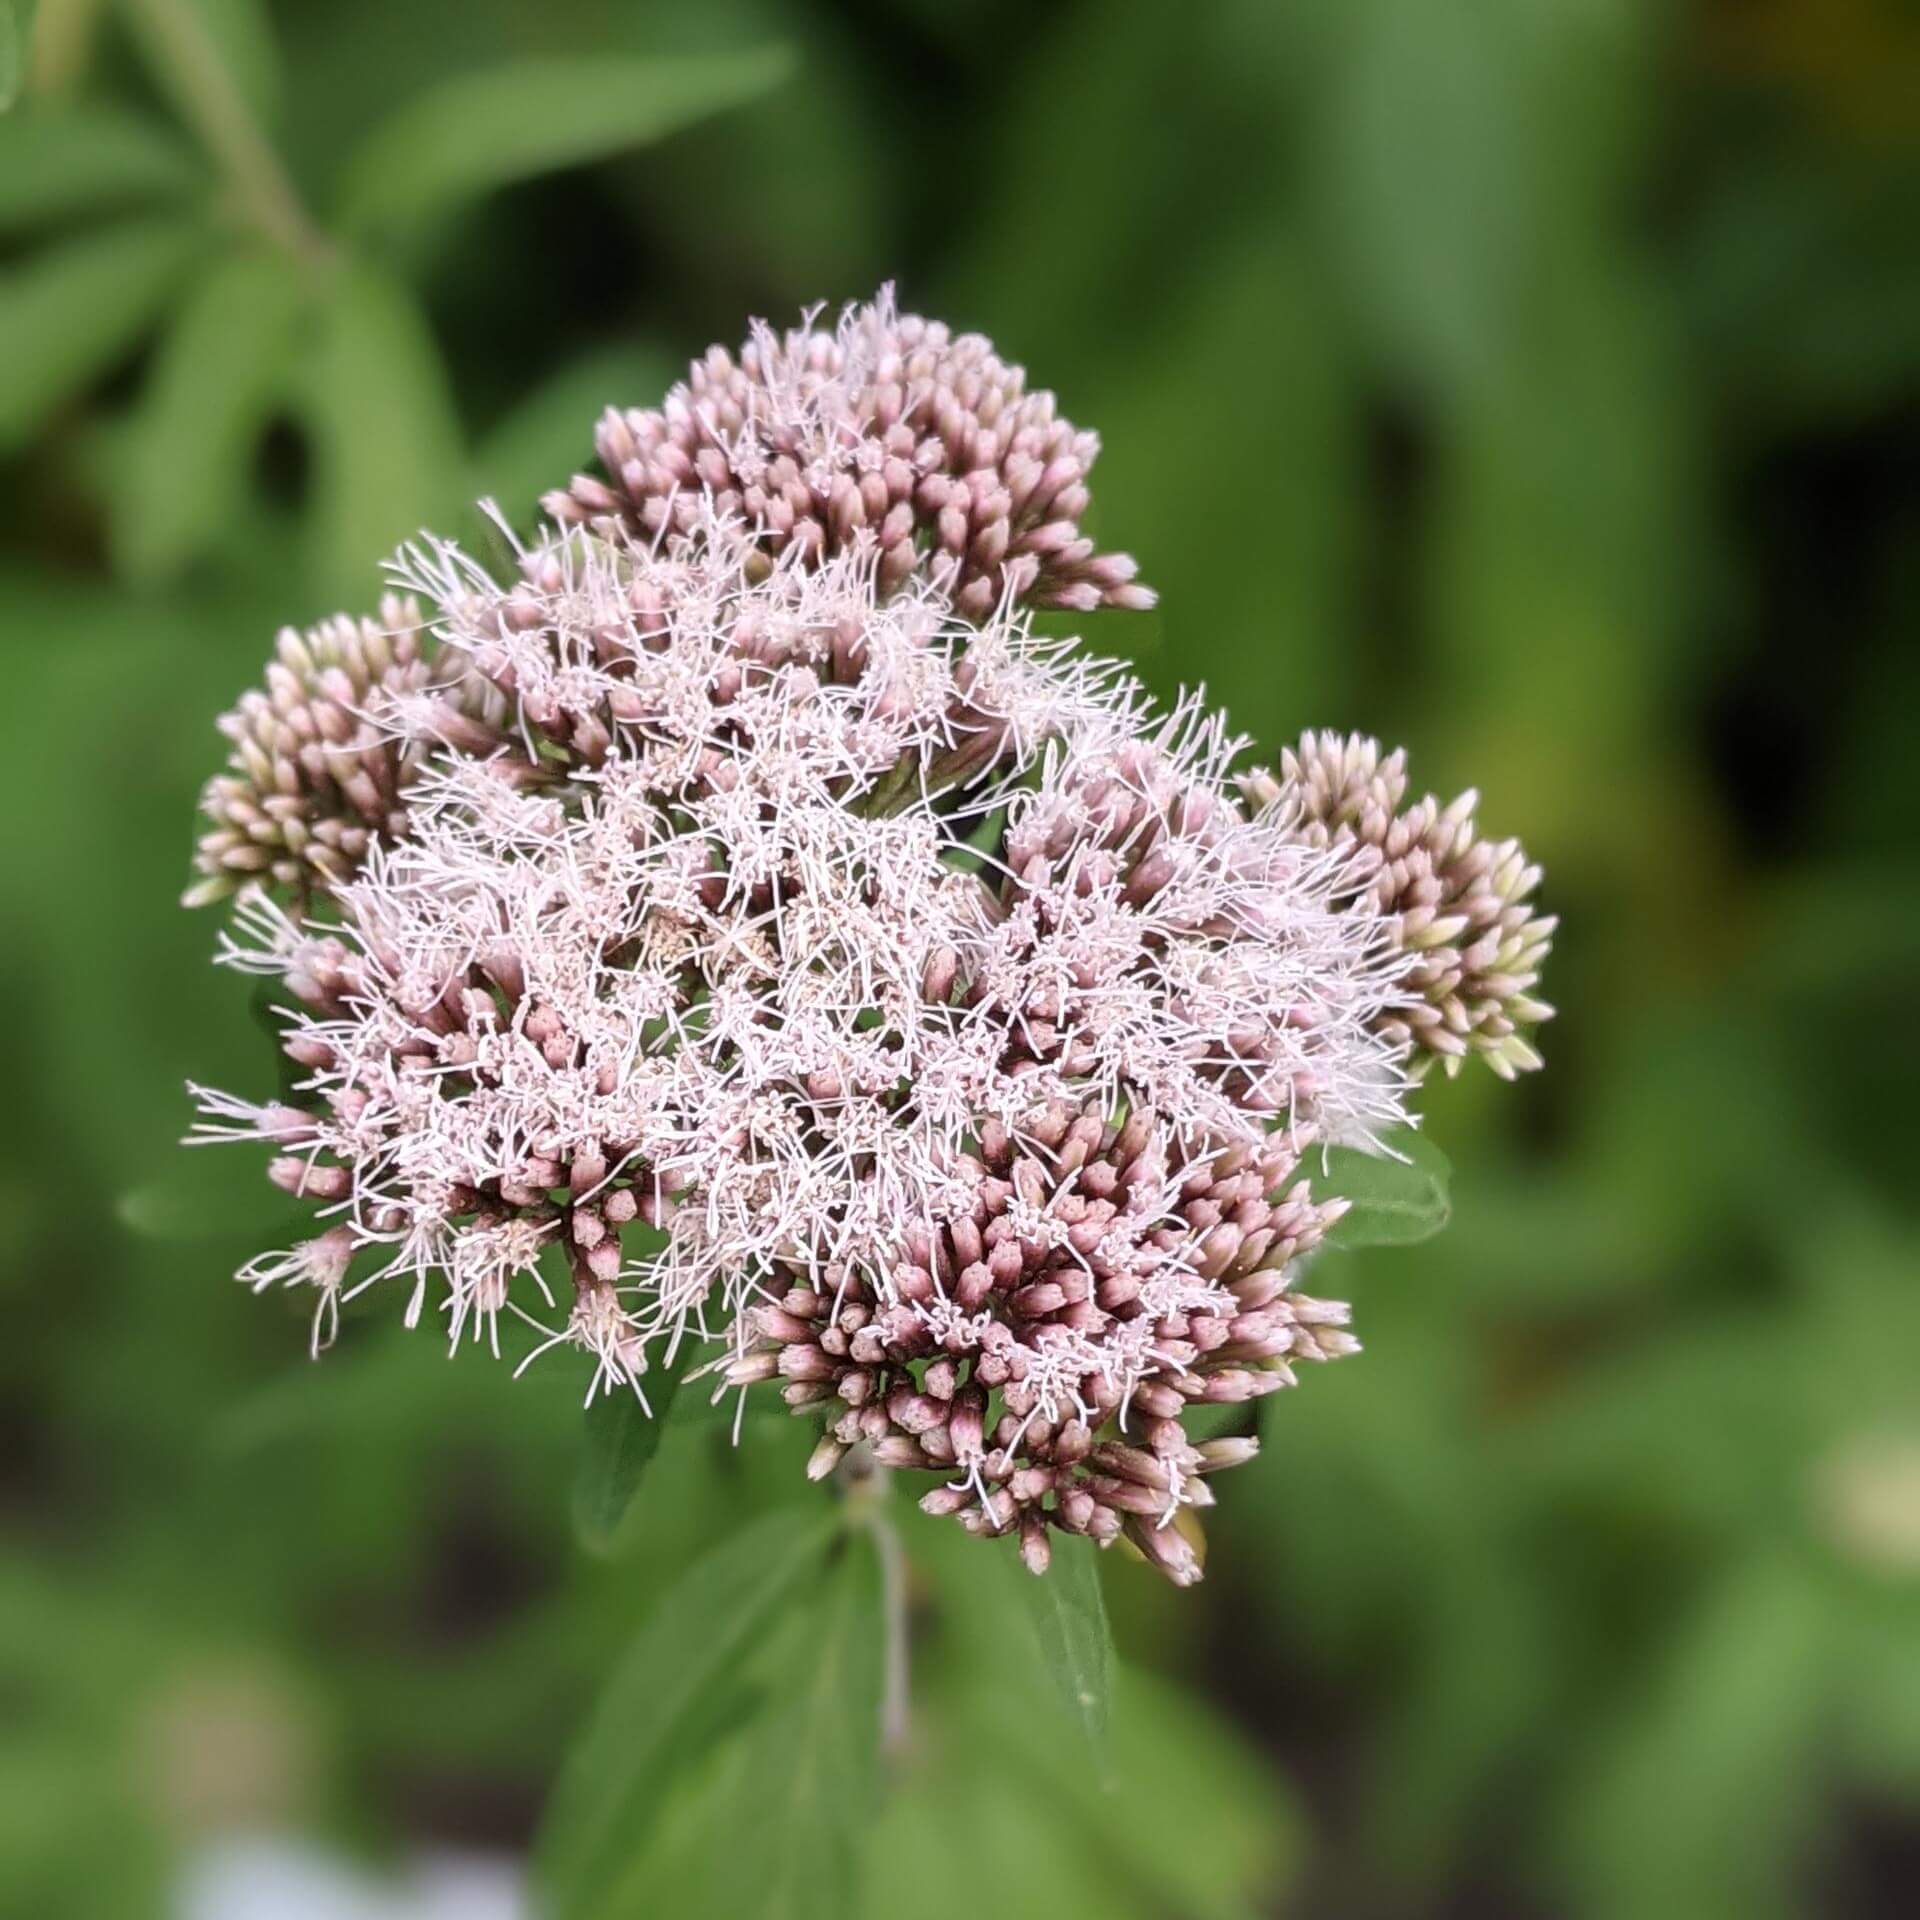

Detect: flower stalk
[123,0,332,265]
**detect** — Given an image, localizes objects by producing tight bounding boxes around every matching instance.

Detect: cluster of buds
[185,596,502,907]
[185,296,1552,1583]
[734,1101,1352,1582]
[1243,731,1557,1079]
[546,289,1152,619]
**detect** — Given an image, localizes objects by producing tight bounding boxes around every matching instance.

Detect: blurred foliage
[2,1,1917,1916]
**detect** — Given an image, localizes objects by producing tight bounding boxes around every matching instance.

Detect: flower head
[185,301,1550,1582]
[185,596,505,908]
[1243,731,1557,1078]
[545,288,1154,619]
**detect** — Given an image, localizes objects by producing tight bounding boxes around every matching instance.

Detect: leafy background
[3,1,1917,1915]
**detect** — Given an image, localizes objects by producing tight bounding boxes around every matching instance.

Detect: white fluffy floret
[195,504,1411,1415]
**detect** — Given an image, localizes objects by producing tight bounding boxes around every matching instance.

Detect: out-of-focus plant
[0,0,787,596]
[0,1,38,109]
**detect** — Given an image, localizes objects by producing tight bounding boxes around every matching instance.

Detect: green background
[3,1,1918,1915]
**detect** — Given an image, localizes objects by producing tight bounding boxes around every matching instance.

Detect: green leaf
[881,1521,1301,1920]
[468,341,675,538]
[572,1346,686,1556]
[941,802,1010,877]
[1016,1531,1115,1773]
[0,216,205,452]
[703,1532,886,1920]
[0,106,201,233]
[334,47,795,236]
[117,249,309,582]
[1029,1666,1300,1920]
[1320,1128,1453,1249]
[0,0,36,111]
[1562,1561,1828,1918]
[1300,0,1553,403]
[116,1149,306,1244]
[299,259,463,600]
[535,1502,839,1920]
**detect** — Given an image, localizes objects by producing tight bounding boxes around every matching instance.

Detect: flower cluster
[1241,731,1557,1079]
[186,596,504,908]
[185,295,1552,1582]
[545,290,1153,619]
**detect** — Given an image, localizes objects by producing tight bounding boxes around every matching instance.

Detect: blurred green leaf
[875,1554,1299,1920]
[536,1501,838,1920]
[1016,1532,1114,1774]
[572,1352,685,1557]
[1759,869,1920,994]
[1560,1561,1829,1920]
[469,341,675,536]
[1035,1666,1297,1920]
[0,0,35,111]
[1300,0,1540,400]
[1065,236,1361,735]
[0,105,201,233]
[1321,1128,1452,1248]
[620,8,887,293]
[118,249,309,582]
[0,1567,177,1920]
[0,216,205,451]
[1427,281,1685,807]
[117,1147,305,1244]
[333,47,795,236]
[705,1532,885,1920]
[1682,157,1920,432]
[906,1507,1296,1917]
[299,258,462,599]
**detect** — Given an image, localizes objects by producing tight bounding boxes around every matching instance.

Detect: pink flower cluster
[187,296,1550,1580]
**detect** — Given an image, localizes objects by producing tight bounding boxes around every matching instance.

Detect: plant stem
[123,0,330,265]
[868,1499,912,1761]
[30,0,104,95]
[840,1448,913,1761]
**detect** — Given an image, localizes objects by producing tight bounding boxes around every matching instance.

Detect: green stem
[868,1500,912,1761]
[123,0,330,265]
[840,1450,913,1760]
[29,0,104,95]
